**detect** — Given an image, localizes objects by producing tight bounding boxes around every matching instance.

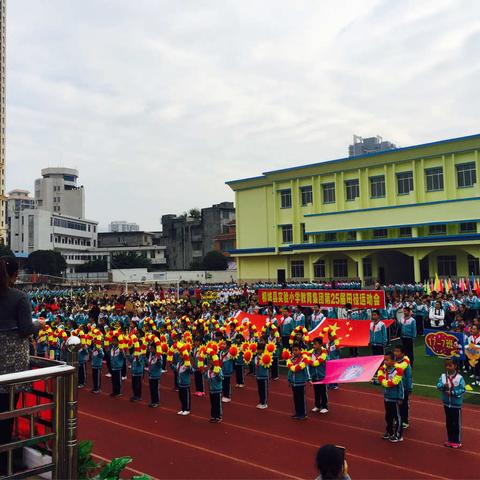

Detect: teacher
[0,256,44,474]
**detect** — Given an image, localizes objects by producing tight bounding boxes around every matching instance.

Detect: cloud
[5,0,480,230]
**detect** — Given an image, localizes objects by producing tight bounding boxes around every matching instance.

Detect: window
[322,183,336,204]
[369,175,385,198]
[314,261,325,278]
[300,223,308,243]
[399,227,412,237]
[468,255,480,275]
[457,162,476,188]
[347,231,357,241]
[333,259,348,277]
[397,171,414,195]
[300,186,313,206]
[363,258,372,277]
[425,167,444,191]
[429,224,447,235]
[460,222,477,233]
[53,218,87,231]
[345,179,360,201]
[291,260,304,279]
[281,225,293,243]
[373,229,388,238]
[437,255,456,276]
[324,232,337,242]
[280,189,292,209]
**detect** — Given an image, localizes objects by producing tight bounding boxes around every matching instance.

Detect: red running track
[77,371,480,479]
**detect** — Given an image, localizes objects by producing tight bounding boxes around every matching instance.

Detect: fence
[0,349,79,479]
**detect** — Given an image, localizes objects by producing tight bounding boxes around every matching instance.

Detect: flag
[474,277,480,295]
[234,311,283,330]
[444,278,448,293]
[309,319,394,347]
[313,355,384,384]
[459,278,465,292]
[434,273,440,292]
[471,273,476,291]
[425,281,431,296]
[447,278,452,292]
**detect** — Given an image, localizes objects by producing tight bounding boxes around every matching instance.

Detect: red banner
[258,289,385,309]
[309,318,394,347]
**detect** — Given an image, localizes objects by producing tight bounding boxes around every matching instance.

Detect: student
[309,337,328,414]
[78,345,89,388]
[399,306,417,366]
[266,331,280,381]
[326,331,340,390]
[281,309,294,350]
[369,310,387,355]
[220,339,234,403]
[377,351,404,442]
[429,300,445,329]
[467,324,480,385]
[109,337,125,397]
[147,344,162,408]
[129,353,145,402]
[192,337,206,396]
[310,305,325,331]
[436,359,466,448]
[254,343,270,409]
[394,345,412,429]
[413,298,428,336]
[293,306,306,328]
[90,344,104,394]
[315,444,351,480]
[177,355,192,416]
[287,342,310,420]
[205,358,224,423]
[234,334,245,388]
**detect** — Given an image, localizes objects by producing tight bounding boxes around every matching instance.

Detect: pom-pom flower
[229,345,239,359]
[281,348,291,360]
[243,350,253,364]
[260,352,273,368]
[266,342,276,354]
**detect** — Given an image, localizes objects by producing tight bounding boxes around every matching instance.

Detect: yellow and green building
[226,133,480,284]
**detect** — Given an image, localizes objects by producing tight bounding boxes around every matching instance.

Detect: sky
[5,0,480,231]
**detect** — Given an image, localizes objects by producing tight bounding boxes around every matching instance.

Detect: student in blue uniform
[287,343,310,420]
[378,351,404,442]
[309,337,328,414]
[129,353,145,402]
[90,344,104,394]
[205,358,224,423]
[254,343,270,409]
[369,310,387,355]
[109,337,125,397]
[437,359,466,448]
[221,339,234,403]
[78,345,89,388]
[394,345,412,429]
[399,306,417,366]
[147,344,162,408]
[234,334,245,388]
[192,337,205,397]
[177,356,192,416]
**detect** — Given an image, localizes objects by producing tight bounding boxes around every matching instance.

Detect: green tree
[26,250,67,276]
[188,208,201,219]
[111,252,151,269]
[76,259,108,273]
[202,250,228,271]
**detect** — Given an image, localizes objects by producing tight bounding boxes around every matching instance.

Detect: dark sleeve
[16,294,36,337]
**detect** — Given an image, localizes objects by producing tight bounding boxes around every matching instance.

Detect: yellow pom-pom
[465,384,473,391]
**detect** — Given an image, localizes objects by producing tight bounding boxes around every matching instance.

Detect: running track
[77,372,479,479]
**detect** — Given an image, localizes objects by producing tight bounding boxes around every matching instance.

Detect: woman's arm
[16,295,37,337]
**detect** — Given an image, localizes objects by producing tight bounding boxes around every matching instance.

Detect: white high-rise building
[109,221,140,232]
[34,167,85,218]
[0,0,7,243]
[7,189,34,253]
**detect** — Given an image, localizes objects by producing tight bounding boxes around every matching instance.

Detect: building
[7,189,35,253]
[349,135,396,157]
[0,0,7,243]
[109,220,140,232]
[213,219,236,255]
[34,167,85,218]
[16,208,98,273]
[227,133,480,284]
[161,202,235,269]
[95,231,166,268]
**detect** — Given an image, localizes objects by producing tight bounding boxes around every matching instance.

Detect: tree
[76,259,108,273]
[111,252,151,269]
[202,250,228,271]
[26,250,67,276]
[189,208,201,219]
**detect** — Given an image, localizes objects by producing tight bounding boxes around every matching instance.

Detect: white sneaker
[222,397,231,403]
[259,404,268,409]
[105,373,112,378]
[312,407,320,412]
[181,411,190,416]
[320,408,329,414]
[256,404,263,409]
[161,369,167,373]
[122,377,127,381]
[177,410,184,415]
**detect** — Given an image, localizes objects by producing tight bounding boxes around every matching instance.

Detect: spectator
[315,444,351,480]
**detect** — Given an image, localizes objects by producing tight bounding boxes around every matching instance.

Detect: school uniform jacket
[369,321,387,346]
[437,373,465,408]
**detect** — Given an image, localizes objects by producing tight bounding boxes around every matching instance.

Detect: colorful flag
[434,273,440,292]
[234,311,283,330]
[425,281,431,296]
[309,319,394,347]
[459,278,464,292]
[447,278,452,292]
[313,355,384,384]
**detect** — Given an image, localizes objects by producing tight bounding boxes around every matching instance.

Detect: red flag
[313,356,384,384]
[309,319,394,347]
[235,311,283,330]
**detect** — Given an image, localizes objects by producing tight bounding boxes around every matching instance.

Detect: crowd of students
[26,283,477,448]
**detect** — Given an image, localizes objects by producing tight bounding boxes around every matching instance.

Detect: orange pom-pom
[266,343,276,353]
[281,349,291,360]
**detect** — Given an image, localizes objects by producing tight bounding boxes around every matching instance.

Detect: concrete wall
[111,268,237,284]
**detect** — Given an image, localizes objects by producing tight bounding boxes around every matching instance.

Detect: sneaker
[312,407,320,412]
[469,374,475,378]
[402,422,409,429]
[272,377,280,381]
[91,389,100,394]
[320,408,329,414]
[236,384,245,388]
[105,373,112,378]
[222,397,231,403]
[161,369,167,373]
[149,403,159,408]
[259,404,268,409]
[214,418,222,423]
[181,411,190,416]
[382,432,390,440]
[209,417,216,423]
[177,410,185,415]
[122,377,127,381]
[256,404,263,409]
[450,443,462,449]
[194,392,203,397]
[78,384,85,389]
[331,385,339,390]
[389,436,403,443]
[110,393,122,398]
[130,396,140,402]
[444,441,452,447]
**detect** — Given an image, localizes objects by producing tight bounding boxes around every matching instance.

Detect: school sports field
[77,372,480,480]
